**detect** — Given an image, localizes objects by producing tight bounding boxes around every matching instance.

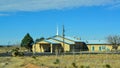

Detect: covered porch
[33,42,63,53]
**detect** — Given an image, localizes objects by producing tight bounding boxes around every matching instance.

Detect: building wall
[118,46,120,50]
[64,43,70,52]
[32,44,41,53]
[33,43,118,53]
[32,41,50,53]
[32,43,71,53]
[87,44,112,52]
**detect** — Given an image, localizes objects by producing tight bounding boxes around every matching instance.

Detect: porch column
[40,44,42,52]
[50,44,53,53]
[32,44,36,53]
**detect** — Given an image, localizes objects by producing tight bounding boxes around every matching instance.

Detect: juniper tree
[21,33,34,51]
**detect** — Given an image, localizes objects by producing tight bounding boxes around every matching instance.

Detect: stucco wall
[87,44,112,52]
[32,44,41,52]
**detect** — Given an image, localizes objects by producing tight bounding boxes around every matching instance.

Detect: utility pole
[62,25,65,54]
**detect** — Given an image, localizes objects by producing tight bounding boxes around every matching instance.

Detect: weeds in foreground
[11,47,24,57]
[53,59,60,64]
[80,65,84,68]
[32,56,37,59]
[104,64,111,68]
[80,65,90,68]
[72,62,77,68]
[53,59,61,68]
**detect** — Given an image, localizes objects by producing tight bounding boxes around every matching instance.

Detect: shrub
[86,66,90,68]
[40,63,44,66]
[32,56,37,59]
[11,48,24,57]
[53,59,60,64]
[80,65,90,68]
[72,62,77,68]
[105,64,111,68]
[80,65,84,68]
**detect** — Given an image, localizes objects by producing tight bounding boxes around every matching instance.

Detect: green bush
[72,62,77,68]
[86,66,90,68]
[80,65,90,68]
[53,59,60,64]
[32,56,37,59]
[11,48,24,57]
[80,65,84,68]
[105,64,111,68]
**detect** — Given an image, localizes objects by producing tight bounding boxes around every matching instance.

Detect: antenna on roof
[62,25,65,37]
[56,25,59,36]
[62,25,65,53]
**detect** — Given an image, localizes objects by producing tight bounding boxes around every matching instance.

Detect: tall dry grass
[0,54,120,68]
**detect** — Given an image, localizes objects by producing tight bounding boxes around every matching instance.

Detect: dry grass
[0,54,120,68]
[0,46,27,53]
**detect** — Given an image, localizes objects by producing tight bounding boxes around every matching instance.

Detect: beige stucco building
[32,35,88,53]
[32,35,120,53]
[83,40,112,52]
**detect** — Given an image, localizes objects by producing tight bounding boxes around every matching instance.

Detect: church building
[32,26,88,53]
[32,26,120,53]
[32,35,89,53]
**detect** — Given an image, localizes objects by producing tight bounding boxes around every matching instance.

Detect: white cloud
[0,13,9,16]
[108,0,120,9]
[0,0,119,12]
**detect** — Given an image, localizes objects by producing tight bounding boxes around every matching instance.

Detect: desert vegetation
[0,54,120,68]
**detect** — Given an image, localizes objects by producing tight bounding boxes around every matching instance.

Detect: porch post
[40,44,42,52]
[50,44,53,53]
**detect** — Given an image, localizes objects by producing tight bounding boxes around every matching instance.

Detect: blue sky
[0,0,120,45]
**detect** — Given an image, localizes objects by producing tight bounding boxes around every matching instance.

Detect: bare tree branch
[107,35,120,50]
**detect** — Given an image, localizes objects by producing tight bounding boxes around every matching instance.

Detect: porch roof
[45,39,60,44]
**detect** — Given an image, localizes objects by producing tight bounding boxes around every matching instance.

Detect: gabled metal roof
[64,36,81,42]
[80,40,109,44]
[49,35,77,44]
[53,36,75,44]
[37,35,109,45]
[45,39,60,44]
[52,38,75,44]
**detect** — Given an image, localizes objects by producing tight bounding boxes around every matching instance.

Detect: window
[102,46,106,49]
[99,46,102,51]
[106,48,110,51]
[92,46,94,51]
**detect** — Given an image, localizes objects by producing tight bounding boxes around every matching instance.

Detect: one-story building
[32,35,120,53]
[82,40,113,52]
[32,35,88,53]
